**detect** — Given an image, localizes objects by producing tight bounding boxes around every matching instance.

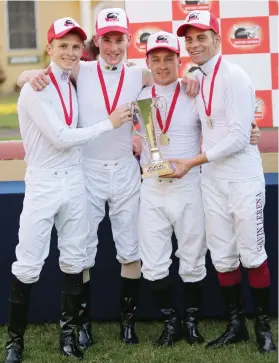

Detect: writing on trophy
[131,96,174,178]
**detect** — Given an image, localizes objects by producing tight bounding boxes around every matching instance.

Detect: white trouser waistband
[82,153,134,170]
[26,164,82,178]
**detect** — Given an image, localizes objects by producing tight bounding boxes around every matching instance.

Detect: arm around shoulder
[17,70,39,87]
[20,84,114,150]
[17,68,51,90]
[142,68,153,87]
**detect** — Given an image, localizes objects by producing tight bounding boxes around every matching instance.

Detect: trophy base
[141,161,174,178]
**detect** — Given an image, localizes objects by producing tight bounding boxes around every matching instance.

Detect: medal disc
[159,133,170,146]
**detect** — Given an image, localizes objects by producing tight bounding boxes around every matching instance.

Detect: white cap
[96,8,129,36]
[146,31,180,55]
[177,10,220,37]
[47,17,87,43]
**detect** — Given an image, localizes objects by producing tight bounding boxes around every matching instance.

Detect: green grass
[0,320,277,363]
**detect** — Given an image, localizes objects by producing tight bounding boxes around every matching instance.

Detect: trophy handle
[130,98,162,153]
[130,98,174,178]
[130,102,148,142]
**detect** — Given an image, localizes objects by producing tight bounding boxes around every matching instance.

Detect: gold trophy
[131,97,174,178]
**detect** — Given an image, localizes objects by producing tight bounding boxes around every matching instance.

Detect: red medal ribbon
[201,55,222,118]
[151,82,180,133]
[49,72,73,126]
[97,61,125,114]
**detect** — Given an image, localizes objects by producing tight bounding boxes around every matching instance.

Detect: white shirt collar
[199,53,221,76]
[50,61,70,82]
[98,56,123,73]
[153,80,179,95]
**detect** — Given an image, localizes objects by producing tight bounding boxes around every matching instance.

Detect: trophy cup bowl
[132,97,174,178]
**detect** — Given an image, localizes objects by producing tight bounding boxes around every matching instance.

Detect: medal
[159,133,170,146]
[97,61,125,114]
[151,82,180,143]
[201,55,222,129]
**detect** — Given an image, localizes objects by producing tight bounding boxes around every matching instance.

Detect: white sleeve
[205,67,254,162]
[20,84,113,150]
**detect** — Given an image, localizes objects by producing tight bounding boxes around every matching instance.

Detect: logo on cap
[64,19,75,26]
[105,12,120,22]
[155,35,169,44]
[188,12,200,21]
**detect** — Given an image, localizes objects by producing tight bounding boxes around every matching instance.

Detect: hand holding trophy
[131,96,174,178]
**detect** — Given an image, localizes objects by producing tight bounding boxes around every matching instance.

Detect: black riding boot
[152,277,182,347]
[206,284,249,348]
[4,277,33,363]
[183,280,205,344]
[77,280,94,350]
[251,286,277,353]
[119,277,140,344]
[60,272,84,359]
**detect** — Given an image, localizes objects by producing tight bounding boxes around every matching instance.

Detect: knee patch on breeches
[121,260,141,279]
[61,271,83,295]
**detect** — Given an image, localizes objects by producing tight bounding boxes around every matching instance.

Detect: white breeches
[83,154,141,269]
[12,165,89,284]
[139,173,207,283]
[201,174,267,273]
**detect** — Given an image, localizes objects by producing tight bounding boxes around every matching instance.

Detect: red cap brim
[49,26,87,43]
[96,26,129,36]
[147,45,180,56]
[177,23,215,37]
